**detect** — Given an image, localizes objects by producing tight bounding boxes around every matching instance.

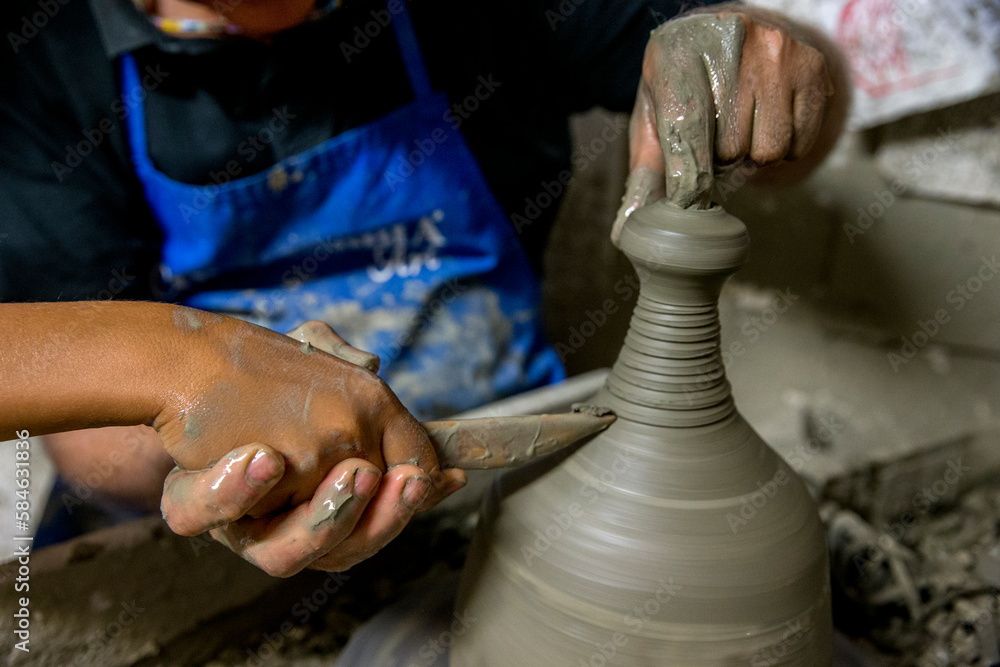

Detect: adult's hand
[159,320,467,576]
[612,4,849,244]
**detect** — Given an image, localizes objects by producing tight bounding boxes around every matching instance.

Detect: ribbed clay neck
[601,295,733,427]
[598,201,749,428]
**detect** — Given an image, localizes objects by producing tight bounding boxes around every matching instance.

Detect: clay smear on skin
[654,15,744,209]
[172,305,223,333]
[310,468,357,530]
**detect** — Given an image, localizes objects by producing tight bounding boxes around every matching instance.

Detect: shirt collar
[87,0,227,58]
[88,0,347,59]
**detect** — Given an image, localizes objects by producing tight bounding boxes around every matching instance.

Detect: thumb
[285,320,381,373]
[161,443,284,536]
[612,83,666,248]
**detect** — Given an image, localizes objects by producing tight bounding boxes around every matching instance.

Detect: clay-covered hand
[0,300,462,576]
[158,318,467,575]
[156,313,464,515]
[161,444,457,576]
[611,5,848,244]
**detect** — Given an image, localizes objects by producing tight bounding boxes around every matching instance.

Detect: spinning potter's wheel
[451,202,833,665]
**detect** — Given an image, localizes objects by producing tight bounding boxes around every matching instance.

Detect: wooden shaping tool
[423,406,616,469]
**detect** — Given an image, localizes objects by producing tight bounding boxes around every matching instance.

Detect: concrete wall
[542,97,1000,374]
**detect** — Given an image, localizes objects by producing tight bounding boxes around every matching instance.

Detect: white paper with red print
[749,0,1000,128]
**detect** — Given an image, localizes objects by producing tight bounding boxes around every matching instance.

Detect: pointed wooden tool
[424,406,615,469]
[285,323,615,469]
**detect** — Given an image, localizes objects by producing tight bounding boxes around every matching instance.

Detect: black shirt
[0,0,705,302]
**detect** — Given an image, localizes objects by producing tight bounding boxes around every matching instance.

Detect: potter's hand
[612,6,848,244]
[158,319,466,576]
[161,445,453,576]
[155,314,464,520]
[0,301,462,577]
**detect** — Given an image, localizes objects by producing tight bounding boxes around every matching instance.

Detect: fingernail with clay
[401,475,430,509]
[246,450,281,486]
[354,468,381,499]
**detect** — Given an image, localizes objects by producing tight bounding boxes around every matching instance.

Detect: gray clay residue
[570,403,614,418]
[451,201,834,665]
[173,306,203,331]
[173,306,223,333]
[183,416,202,440]
[653,15,744,210]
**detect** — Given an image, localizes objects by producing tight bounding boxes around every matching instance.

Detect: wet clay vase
[451,201,833,665]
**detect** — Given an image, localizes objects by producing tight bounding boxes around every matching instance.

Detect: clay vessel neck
[598,201,749,429]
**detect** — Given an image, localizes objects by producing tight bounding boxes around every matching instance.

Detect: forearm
[0,301,219,438]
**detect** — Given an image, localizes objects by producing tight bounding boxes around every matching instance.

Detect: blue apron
[121,3,564,419]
